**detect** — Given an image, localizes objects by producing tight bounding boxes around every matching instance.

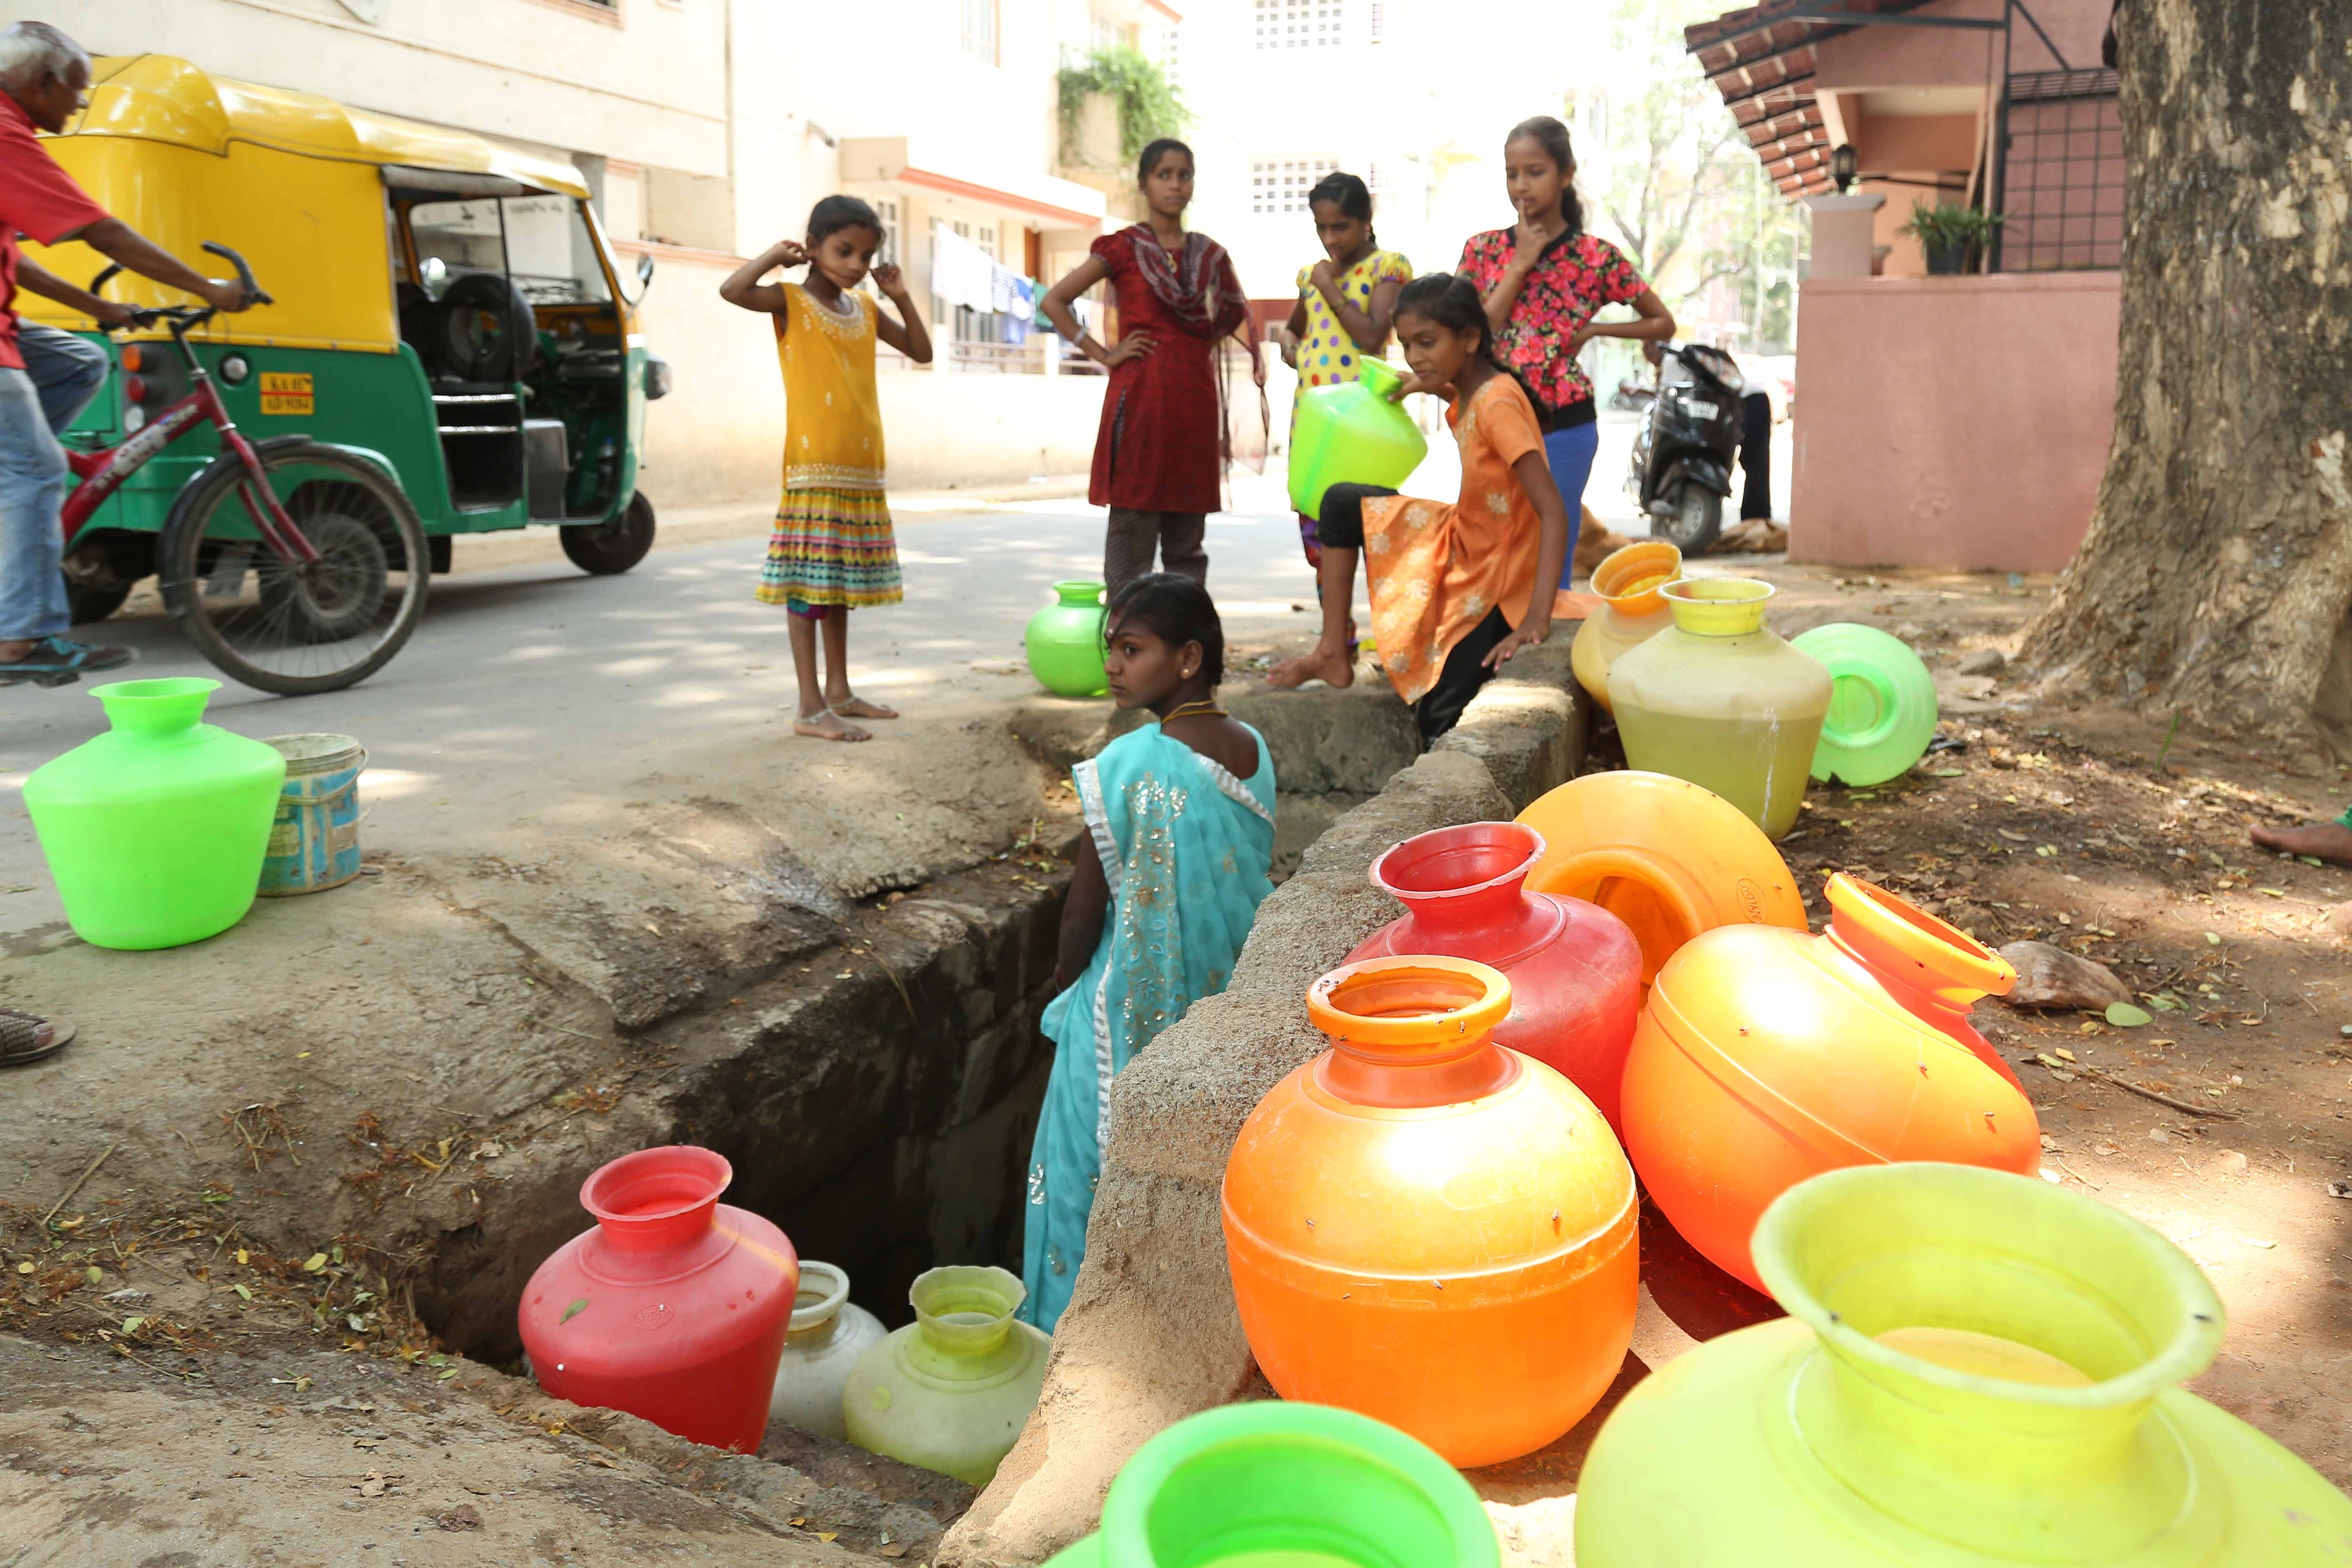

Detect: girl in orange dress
[1268,274,1573,745]
[720,197,933,742]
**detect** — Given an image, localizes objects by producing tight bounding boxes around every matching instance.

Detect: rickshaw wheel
[158,441,430,696]
[560,491,657,575]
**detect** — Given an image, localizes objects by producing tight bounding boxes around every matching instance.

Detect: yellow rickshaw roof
[67,53,590,199]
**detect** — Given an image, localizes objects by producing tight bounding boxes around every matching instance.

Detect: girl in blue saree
[1021,573,1277,1332]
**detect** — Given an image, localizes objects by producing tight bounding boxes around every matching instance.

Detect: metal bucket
[258,734,366,896]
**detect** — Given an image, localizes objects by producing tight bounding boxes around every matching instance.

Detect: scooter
[1625,342,1744,553]
[1608,377,1655,414]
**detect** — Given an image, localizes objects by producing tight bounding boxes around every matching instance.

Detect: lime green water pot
[1575,1163,2352,1566]
[1288,358,1429,521]
[1790,623,1940,787]
[1041,1401,1500,1568]
[1027,580,1110,698]
[24,679,286,951]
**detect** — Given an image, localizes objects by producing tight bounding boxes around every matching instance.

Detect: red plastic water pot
[1347,821,1643,1129]
[517,1146,798,1453]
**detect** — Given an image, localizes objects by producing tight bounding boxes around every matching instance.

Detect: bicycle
[50,242,429,695]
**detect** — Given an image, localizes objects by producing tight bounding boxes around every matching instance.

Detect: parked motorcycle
[1608,378,1656,414]
[1625,342,1744,553]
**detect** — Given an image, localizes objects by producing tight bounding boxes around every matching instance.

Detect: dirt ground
[2,549,2347,1560]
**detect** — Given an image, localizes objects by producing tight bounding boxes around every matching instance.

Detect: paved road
[0,414,1787,937]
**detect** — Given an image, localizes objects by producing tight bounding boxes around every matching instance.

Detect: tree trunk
[2019,0,2352,756]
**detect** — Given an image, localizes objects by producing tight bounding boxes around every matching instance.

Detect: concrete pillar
[1805,192,1888,279]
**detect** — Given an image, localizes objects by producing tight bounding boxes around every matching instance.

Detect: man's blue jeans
[0,323,110,641]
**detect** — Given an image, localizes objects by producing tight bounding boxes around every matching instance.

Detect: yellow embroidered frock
[756,284,903,611]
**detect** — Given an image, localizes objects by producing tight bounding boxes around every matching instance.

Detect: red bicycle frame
[61,334,320,567]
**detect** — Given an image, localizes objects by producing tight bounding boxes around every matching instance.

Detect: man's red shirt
[0,92,109,370]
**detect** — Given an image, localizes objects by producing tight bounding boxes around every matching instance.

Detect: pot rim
[1754,1163,2225,1410]
[1367,821,1546,904]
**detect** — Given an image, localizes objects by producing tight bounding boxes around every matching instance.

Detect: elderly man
[0,21,251,690]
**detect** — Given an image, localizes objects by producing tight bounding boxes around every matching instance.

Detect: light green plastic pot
[1040,1401,1499,1568]
[1789,623,1940,787]
[1574,1162,2352,1565]
[1026,580,1110,698]
[23,678,286,950]
[841,1266,1049,1487]
[1287,357,1428,521]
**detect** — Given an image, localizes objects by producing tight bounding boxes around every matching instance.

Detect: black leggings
[1319,483,1510,747]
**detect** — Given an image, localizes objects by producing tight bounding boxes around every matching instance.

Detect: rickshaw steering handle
[87,241,273,318]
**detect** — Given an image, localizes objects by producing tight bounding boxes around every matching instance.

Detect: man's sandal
[0,1009,74,1066]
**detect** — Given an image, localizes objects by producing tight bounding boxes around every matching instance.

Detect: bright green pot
[24,678,286,950]
[1288,357,1429,521]
[1789,622,1940,787]
[1574,1163,2352,1566]
[1041,1401,1499,1568]
[1026,580,1109,698]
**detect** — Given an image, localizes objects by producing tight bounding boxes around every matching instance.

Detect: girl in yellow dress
[1279,173,1410,643]
[721,197,933,742]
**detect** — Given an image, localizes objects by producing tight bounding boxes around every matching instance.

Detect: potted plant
[1899,202,2003,275]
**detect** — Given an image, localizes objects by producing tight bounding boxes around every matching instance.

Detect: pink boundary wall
[1791,271,2121,573]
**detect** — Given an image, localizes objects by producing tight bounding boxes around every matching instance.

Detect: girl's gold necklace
[1162,699,1227,723]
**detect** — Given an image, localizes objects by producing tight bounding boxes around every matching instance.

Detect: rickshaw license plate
[260,373,314,415]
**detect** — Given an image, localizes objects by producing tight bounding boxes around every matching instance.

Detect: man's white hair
[0,22,89,87]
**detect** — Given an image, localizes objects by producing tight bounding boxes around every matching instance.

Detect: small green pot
[1789,623,1940,787]
[1041,1401,1499,1567]
[1026,580,1109,698]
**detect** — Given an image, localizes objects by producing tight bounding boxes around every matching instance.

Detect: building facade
[40,0,1122,505]
[1689,0,2122,571]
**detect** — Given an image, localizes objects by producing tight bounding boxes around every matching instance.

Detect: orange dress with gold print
[1360,374,1546,704]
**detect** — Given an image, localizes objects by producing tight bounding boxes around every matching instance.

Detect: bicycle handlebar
[87,241,272,331]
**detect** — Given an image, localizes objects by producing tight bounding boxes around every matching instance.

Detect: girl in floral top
[1279,171,1410,650]
[1457,116,1674,587]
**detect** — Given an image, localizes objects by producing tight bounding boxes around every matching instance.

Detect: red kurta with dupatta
[1088,226,1262,514]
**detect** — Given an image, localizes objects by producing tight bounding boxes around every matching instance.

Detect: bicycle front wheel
[158,441,430,695]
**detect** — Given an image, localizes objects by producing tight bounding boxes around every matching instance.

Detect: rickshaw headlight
[643,355,673,401]
[123,405,147,434]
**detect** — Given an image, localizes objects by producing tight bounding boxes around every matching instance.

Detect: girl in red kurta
[1041,138,1265,595]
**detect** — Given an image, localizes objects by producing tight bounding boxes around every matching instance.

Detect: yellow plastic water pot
[1574,1162,2352,1565]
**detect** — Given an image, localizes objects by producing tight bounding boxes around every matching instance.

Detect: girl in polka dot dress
[1279,174,1411,598]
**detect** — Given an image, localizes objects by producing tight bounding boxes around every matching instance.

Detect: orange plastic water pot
[1621,875,2040,1292]
[1517,771,1806,985]
[1222,957,1637,1467]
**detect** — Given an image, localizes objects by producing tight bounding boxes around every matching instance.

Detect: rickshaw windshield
[410,195,612,306]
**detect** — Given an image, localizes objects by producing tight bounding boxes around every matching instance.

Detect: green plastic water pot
[1574,1162,2352,1566]
[1287,357,1428,521]
[1026,580,1110,698]
[23,678,286,950]
[1789,622,1940,787]
[1039,1401,1500,1568]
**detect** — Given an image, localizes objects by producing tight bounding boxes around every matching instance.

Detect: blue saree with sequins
[1018,722,1276,1333]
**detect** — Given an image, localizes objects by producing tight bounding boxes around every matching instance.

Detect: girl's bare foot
[2249,819,2352,866]
[793,708,871,742]
[829,693,899,720]
[1268,642,1357,690]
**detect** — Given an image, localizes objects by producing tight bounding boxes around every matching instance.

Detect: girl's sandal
[829,694,898,721]
[0,1009,74,1067]
[792,708,871,743]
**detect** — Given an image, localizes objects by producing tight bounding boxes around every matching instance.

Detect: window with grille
[961,0,998,64]
[1368,1,1383,41]
[1251,156,1339,215]
[1157,24,1181,87]
[1366,161,1382,194]
[871,198,900,267]
[1253,0,1344,50]
[1996,69,2123,272]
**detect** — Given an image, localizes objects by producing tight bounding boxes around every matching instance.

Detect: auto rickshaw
[22,53,671,631]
